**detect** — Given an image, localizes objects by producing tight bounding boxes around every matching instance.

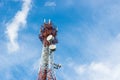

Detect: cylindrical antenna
[49,19,51,24]
[44,18,46,23]
[56,27,58,31]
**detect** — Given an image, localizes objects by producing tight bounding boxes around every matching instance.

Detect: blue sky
[0,0,120,80]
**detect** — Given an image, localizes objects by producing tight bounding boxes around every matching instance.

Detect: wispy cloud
[74,62,120,80]
[0,32,40,80]
[5,0,32,53]
[44,1,56,7]
[56,0,120,80]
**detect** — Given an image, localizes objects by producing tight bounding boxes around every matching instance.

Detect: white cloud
[57,1,120,80]
[5,0,32,53]
[75,62,120,80]
[44,1,56,7]
[0,32,41,80]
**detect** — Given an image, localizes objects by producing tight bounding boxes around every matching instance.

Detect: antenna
[44,18,46,23]
[48,19,51,24]
[56,27,58,31]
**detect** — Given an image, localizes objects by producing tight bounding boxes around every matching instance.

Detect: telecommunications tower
[38,19,61,80]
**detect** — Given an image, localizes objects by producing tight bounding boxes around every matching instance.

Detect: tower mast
[38,20,61,80]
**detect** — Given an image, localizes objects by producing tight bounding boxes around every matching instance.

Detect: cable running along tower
[38,20,61,80]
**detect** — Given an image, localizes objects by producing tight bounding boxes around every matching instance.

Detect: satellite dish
[49,44,56,51]
[47,35,54,41]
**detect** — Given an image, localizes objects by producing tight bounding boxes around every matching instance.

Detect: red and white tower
[38,20,61,80]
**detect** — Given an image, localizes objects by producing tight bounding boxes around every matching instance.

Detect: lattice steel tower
[38,19,61,80]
